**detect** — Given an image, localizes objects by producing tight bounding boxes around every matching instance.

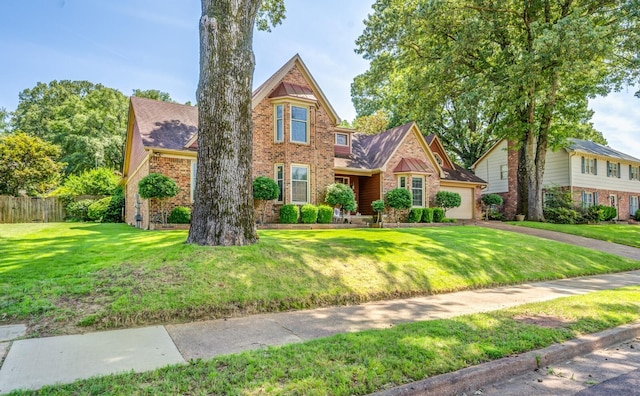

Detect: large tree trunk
[187,0,261,246]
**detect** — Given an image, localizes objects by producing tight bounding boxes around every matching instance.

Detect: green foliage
[253,176,280,201]
[0,132,62,196]
[481,194,503,207]
[372,199,385,223]
[581,206,605,223]
[435,191,462,213]
[325,183,357,212]
[635,209,640,221]
[138,173,179,200]
[543,207,582,225]
[279,204,300,224]
[103,187,125,223]
[488,211,505,221]
[66,199,95,221]
[433,208,445,223]
[352,109,390,135]
[408,208,423,223]
[300,204,319,224]
[53,167,120,197]
[544,187,573,209]
[0,107,9,134]
[132,89,175,103]
[255,0,286,32]
[88,197,112,222]
[168,207,191,224]
[317,205,333,224]
[12,80,129,175]
[421,208,434,223]
[385,188,412,210]
[599,206,617,222]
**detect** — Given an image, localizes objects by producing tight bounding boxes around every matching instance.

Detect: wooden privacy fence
[0,196,66,223]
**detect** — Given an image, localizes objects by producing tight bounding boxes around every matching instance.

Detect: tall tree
[187,0,284,246]
[356,0,640,220]
[11,80,129,175]
[353,109,390,135]
[132,89,175,103]
[0,107,9,135]
[0,132,62,196]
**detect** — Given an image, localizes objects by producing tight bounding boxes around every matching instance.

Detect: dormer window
[335,133,348,146]
[291,105,309,144]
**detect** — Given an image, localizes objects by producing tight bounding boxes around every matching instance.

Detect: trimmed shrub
[408,208,423,223]
[317,205,333,224]
[435,191,462,214]
[372,199,385,223]
[253,176,280,224]
[168,206,191,224]
[386,188,412,222]
[433,207,445,223]
[635,209,640,221]
[88,197,112,221]
[300,204,319,224]
[600,206,617,221]
[325,183,357,212]
[279,204,300,224]
[544,207,581,224]
[52,167,119,197]
[103,187,124,223]
[67,199,95,221]
[581,205,604,223]
[481,194,503,207]
[422,208,434,223]
[138,173,179,200]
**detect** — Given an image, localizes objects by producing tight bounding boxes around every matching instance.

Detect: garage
[439,186,474,219]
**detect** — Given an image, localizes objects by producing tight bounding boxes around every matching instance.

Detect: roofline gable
[381,122,445,178]
[470,138,506,170]
[427,134,456,169]
[251,54,340,125]
[122,99,136,177]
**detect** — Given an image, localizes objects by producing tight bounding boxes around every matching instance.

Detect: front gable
[382,123,445,178]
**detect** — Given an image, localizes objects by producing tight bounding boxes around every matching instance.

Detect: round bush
[253,176,280,201]
[300,204,319,224]
[279,204,300,224]
[481,194,503,207]
[433,207,445,222]
[635,209,640,221]
[138,173,179,200]
[325,183,357,212]
[317,205,333,224]
[385,188,412,210]
[168,206,191,224]
[66,199,95,222]
[422,208,434,223]
[408,208,423,223]
[88,197,112,221]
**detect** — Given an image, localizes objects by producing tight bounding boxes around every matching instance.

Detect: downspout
[568,151,573,199]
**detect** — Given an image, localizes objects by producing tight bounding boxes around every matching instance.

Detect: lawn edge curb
[370,321,640,396]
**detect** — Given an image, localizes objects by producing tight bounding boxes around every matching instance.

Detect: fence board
[0,196,66,223]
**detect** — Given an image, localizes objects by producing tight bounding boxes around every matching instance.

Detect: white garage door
[440,186,474,219]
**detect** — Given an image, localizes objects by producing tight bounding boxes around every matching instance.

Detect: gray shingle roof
[131,97,198,151]
[566,138,640,163]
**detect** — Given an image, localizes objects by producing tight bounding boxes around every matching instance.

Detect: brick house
[471,138,640,220]
[122,55,486,228]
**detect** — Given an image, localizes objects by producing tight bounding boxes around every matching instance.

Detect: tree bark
[187,0,261,246]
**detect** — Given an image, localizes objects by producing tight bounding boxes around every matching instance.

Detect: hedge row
[279,204,334,224]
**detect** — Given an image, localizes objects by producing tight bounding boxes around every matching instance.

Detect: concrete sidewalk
[2,269,640,394]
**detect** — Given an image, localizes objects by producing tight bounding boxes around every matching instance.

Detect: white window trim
[290,163,310,204]
[397,175,407,189]
[190,160,197,203]
[290,105,309,144]
[630,165,639,181]
[274,104,284,143]
[499,164,507,180]
[411,176,425,207]
[433,153,443,166]
[274,163,284,203]
[335,133,349,146]
[585,158,596,175]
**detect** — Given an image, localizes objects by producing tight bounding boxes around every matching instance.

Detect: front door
[609,194,618,219]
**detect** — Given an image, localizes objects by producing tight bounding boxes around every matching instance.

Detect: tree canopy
[12,80,129,175]
[132,89,175,103]
[0,132,62,196]
[355,0,640,219]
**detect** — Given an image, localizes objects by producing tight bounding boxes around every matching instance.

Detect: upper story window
[291,105,308,144]
[630,165,639,181]
[581,157,597,175]
[434,153,443,166]
[607,161,620,178]
[335,133,348,146]
[500,164,507,180]
[274,104,284,142]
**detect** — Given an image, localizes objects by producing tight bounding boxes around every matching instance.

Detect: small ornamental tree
[138,173,179,225]
[371,199,385,223]
[435,191,461,215]
[253,176,280,224]
[481,193,503,221]
[325,183,357,217]
[385,188,412,222]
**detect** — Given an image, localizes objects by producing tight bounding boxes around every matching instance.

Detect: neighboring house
[122,54,486,229]
[472,138,640,220]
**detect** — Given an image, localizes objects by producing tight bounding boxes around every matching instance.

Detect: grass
[2,223,640,336]
[10,286,640,395]
[507,221,640,248]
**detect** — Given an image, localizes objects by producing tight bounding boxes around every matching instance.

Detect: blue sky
[1,1,638,158]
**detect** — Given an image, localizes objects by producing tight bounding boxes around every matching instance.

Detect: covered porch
[334,171,381,216]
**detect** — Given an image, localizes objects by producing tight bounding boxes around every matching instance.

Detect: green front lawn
[12,286,640,395]
[2,223,639,335]
[508,221,640,248]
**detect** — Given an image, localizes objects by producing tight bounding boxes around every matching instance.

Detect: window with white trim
[434,153,443,166]
[291,165,309,203]
[411,176,424,207]
[582,191,596,208]
[500,164,507,180]
[398,176,407,189]
[630,196,639,217]
[290,106,308,143]
[630,165,639,181]
[274,104,284,142]
[335,133,348,146]
[607,161,620,178]
[274,164,284,203]
[190,161,197,203]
